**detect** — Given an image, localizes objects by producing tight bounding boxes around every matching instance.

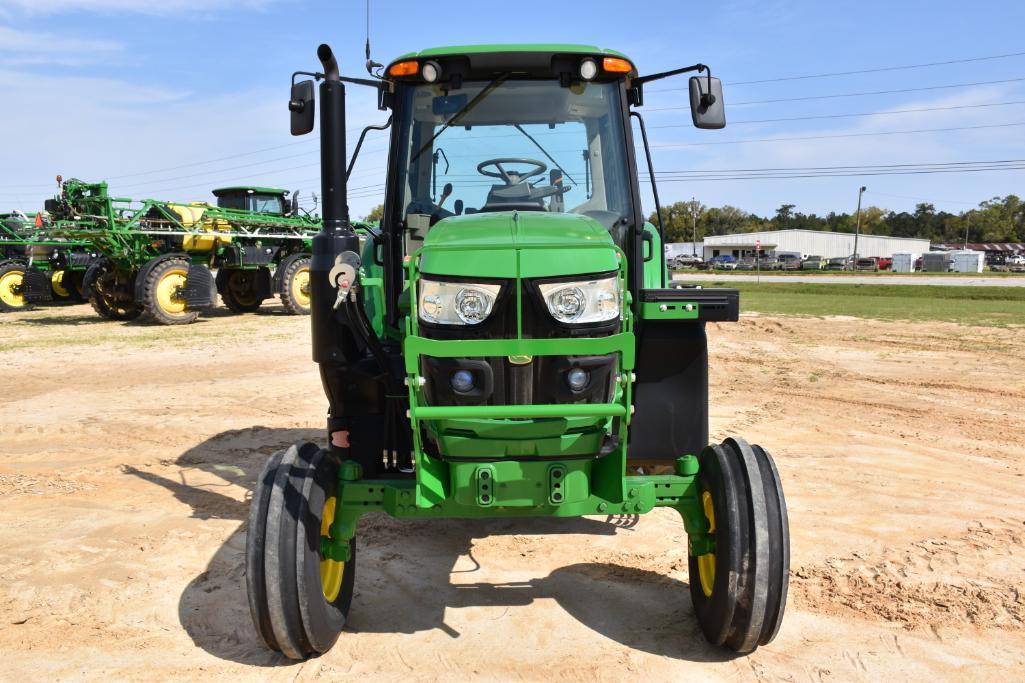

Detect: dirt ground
[1,303,1023,682]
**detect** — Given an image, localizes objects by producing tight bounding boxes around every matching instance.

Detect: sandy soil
[1,303,1023,681]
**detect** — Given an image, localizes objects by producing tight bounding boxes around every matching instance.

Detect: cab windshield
[392,78,635,245]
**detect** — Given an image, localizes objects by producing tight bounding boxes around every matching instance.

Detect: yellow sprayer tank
[166,202,232,251]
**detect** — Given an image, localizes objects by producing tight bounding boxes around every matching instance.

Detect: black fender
[134,253,190,303]
[272,252,310,295]
[21,268,53,303]
[182,263,217,309]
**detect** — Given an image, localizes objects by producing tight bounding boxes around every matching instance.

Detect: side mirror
[289,80,315,136]
[689,75,725,129]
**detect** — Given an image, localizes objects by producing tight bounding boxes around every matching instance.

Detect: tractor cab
[212,186,294,216]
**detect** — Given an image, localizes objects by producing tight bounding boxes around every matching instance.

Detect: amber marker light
[388,60,419,77]
[602,57,633,73]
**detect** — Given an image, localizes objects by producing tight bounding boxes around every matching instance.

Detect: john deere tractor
[246,43,789,659]
[47,179,322,324]
[0,210,98,312]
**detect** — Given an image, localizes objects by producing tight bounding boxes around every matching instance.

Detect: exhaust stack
[311,43,359,366]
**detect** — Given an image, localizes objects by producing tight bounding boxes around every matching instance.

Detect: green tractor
[0,210,99,312]
[47,179,322,324]
[246,43,789,659]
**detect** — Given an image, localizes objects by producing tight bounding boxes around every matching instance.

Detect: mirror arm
[292,69,383,89]
[629,111,664,239]
[634,62,707,87]
[632,63,713,108]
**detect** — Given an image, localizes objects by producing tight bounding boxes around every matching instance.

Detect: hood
[418,211,619,279]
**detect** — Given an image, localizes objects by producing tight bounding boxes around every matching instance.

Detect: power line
[648,50,1025,91]
[645,77,1025,111]
[648,100,1025,128]
[653,158,1025,175]
[653,164,1025,182]
[648,120,1025,148]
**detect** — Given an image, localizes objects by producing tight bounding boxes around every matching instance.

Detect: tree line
[649,195,1025,245]
[361,194,1025,245]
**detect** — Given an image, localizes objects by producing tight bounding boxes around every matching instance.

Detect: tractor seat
[478,182,546,213]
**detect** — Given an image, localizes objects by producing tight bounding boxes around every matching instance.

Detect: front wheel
[689,437,789,653]
[141,257,198,325]
[246,443,355,659]
[279,256,312,316]
[87,260,142,321]
[219,269,264,314]
[0,262,29,312]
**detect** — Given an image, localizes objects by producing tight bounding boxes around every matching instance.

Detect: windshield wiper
[513,124,577,186]
[412,74,509,163]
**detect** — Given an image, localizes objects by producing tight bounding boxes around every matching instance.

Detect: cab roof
[211,186,288,196]
[391,44,632,63]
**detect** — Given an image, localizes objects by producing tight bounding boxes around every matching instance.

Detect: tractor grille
[419,277,619,407]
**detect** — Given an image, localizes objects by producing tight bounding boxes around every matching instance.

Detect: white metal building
[702,229,930,261]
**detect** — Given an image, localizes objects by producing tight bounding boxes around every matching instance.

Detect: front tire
[279,256,312,316]
[246,443,354,659]
[689,437,789,653]
[141,257,198,325]
[219,269,264,314]
[0,262,29,312]
[87,260,141,321]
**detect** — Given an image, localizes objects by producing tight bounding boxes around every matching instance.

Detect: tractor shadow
[132,428,735,667]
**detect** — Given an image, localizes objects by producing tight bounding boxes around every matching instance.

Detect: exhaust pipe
[317,43,340,82]
[311,43,359,366]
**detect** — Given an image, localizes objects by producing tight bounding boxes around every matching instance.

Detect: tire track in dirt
[792,519,1025,631]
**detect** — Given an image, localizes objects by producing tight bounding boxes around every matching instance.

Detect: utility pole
[963,213,971,250]
[691,196,698,256]
[852,185,866,270]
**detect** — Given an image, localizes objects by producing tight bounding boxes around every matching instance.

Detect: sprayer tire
[279,256,312,316]
[141,257,198,325]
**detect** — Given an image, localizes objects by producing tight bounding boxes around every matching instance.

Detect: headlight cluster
[417,275,622,327]
[418,279,501,326]
[538,276,620,324]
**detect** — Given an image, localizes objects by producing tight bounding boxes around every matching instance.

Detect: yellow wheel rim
[0,269,26,308]
[51,270,70,298]
[155,267,188,315]
[319,496,345,602]
[697,490,717,598]
[291,267,311,308]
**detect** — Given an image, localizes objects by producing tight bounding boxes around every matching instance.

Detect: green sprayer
[0,210,99,312]
[47,179,322,323]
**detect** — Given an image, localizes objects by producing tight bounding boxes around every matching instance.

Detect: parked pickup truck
[824,257,849,271]
[777,253,803,270]
[855,257,879,272]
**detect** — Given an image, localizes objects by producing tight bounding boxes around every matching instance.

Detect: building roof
[704,229,929,244]
[935,242,1025,252]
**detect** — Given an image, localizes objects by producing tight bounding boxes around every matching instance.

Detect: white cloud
[0,25,122,65]
[0,0,275,16]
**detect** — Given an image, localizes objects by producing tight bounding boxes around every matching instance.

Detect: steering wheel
[477,158,547,185]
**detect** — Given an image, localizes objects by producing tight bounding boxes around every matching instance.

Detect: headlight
[418,279,501,325]
[538,275,621,324]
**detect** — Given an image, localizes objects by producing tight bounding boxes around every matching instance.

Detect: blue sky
[1,0,1023,220]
